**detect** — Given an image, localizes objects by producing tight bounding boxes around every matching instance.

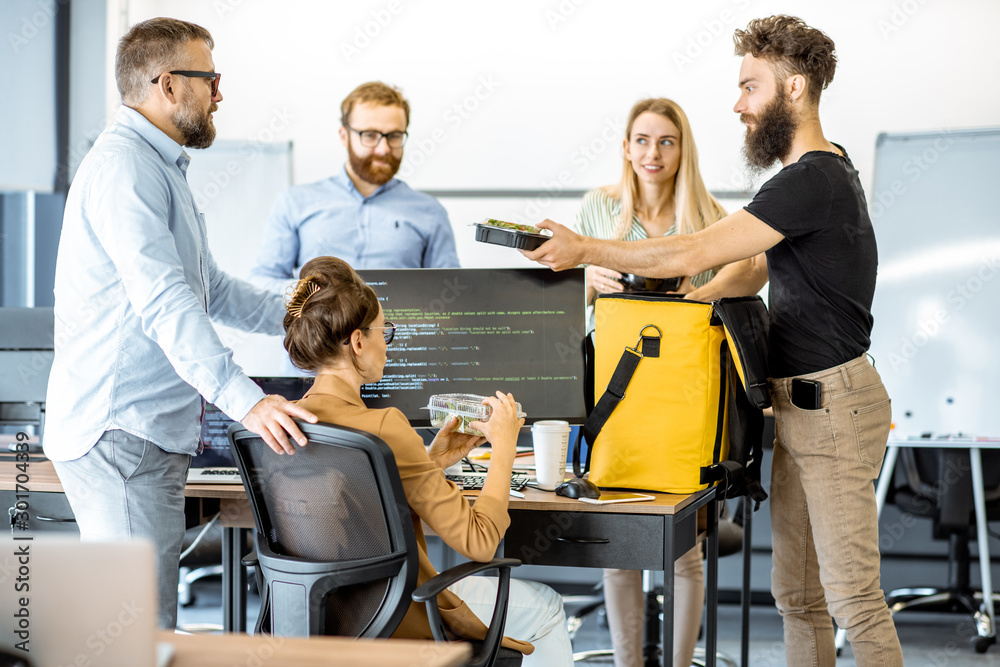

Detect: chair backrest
[894,447,1000,534]
[229,420,418,638]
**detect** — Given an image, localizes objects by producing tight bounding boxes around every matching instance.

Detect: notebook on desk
[0,537,161,666]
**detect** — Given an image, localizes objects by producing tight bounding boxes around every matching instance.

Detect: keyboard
[446,472,530,491]
[187,467,244,484]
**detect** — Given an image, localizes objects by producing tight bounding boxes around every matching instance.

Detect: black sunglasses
[151,70,222,97]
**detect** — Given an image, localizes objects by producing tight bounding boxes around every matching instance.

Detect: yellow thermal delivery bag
[583,295,737,494]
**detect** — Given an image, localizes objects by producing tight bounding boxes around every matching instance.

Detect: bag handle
[573,325,661,478]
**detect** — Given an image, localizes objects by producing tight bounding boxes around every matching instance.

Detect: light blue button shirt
[249,167,459,293]
[44,106,285,460]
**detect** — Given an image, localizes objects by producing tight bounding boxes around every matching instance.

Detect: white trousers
[450,576,573,667]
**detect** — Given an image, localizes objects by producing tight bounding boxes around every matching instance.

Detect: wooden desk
[219,483,721,667]
[1,460,723,667]
[0,459,254,631]
[158,630,469,666]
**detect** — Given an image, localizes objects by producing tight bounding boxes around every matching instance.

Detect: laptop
[187,402,243,484]
[187,378,311,485]
[0,537,162,666]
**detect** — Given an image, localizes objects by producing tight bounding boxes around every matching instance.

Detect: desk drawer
[1,490,78,535]
[505,510,666,570]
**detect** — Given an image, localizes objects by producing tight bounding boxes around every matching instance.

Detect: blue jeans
[53,430,190,629]
[770,356,903,666]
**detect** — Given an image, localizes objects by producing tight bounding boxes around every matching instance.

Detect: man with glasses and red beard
[524,15,903,666]
[250,82,459,293]
[45,17,317,629]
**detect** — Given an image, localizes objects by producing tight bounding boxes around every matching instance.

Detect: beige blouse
[297,374,533,654]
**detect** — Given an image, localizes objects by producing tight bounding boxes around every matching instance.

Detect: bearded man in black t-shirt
[524,15,903,666]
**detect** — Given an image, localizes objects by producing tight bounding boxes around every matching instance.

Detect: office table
[0,458,252,628]
[157,630,469,666]
[218,482,722,667]
[1,460,724,667]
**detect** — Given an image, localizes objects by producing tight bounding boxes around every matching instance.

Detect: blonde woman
[574,98,731,667]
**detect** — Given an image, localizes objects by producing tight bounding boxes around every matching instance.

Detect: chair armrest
[411,558,521,602]
[413,558,521,667]
[241,550,270,636]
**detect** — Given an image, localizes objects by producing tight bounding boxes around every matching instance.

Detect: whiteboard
[868,127,1000,438]
[186,139,293,278]
[185,139,294,375]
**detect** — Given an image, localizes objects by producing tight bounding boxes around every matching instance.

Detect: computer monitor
[195,377,311,467]
[358,268,587,426]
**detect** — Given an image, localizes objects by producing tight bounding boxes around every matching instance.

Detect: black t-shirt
[745,147,876,377]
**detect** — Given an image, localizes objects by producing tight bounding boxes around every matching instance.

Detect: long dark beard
[173,89,216,149]
[347,141,401,186]
[741,95,797,175]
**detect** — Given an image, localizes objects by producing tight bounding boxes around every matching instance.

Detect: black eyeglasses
[362,321,396,344]
[151,70,222,97]
[343,124,408,149]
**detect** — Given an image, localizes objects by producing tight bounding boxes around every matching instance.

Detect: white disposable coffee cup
[531,420,571,491]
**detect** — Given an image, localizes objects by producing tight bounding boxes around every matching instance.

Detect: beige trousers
[770,355,903,666]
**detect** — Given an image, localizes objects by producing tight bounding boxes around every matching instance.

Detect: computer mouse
[555,477,601,500]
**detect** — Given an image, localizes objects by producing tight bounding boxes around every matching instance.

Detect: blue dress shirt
[44,106,285,460]
[249,167,459,293]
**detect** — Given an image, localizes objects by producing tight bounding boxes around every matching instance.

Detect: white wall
[112,0,999,272]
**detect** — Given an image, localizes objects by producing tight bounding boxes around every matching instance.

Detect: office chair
[884,447,1000,653]
[230,421,524,667]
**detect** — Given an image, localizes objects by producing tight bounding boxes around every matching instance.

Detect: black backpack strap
[711,297,771,409]
[573,326,660,478]
[701,355,769,508]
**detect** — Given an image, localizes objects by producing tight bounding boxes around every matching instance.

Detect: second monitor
[358,267,587,426]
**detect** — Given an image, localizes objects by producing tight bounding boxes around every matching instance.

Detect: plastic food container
[474,218,551,251]
[424,393,526,436]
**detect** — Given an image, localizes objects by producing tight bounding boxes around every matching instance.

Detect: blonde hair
[606,98,726,240]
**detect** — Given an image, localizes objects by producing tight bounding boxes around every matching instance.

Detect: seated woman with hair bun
[282,256,573,666]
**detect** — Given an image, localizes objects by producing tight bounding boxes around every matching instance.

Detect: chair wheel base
[971,634,995,654]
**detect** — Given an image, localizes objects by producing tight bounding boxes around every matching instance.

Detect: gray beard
[173,93,215,149]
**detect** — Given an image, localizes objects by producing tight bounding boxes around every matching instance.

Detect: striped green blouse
[573,187,717,287]
[574,188,718,332]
